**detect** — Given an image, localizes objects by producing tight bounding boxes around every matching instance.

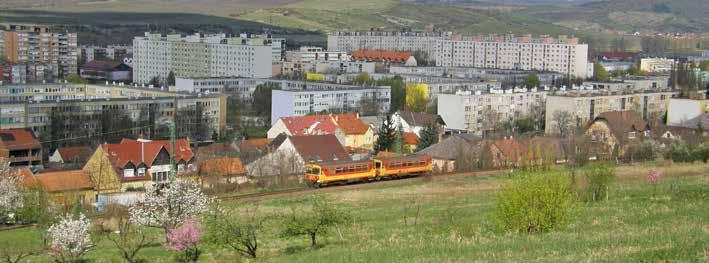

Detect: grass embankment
[1,163,707,262]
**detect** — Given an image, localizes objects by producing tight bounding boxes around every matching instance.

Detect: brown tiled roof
[280,115,341,136]
[375,151,397,158]
[57,146,91,162]
[400,132,420,145]
[238,139,271,152]
[492,138,526,161]
[288,135,351,163]
[200,157,246,176]
[35,170,93,192]
[396,111,443,127]
[0,128,41,150]
[10,167,39,187]
[418,134,483,160]
[589,111,649,140]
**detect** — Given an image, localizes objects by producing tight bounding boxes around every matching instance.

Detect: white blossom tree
[0,161,23,223]
[129,180,209,240]
[46,213,93,262]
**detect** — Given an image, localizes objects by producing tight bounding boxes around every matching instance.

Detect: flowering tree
[167,219,202,263]
[129,180,209,239]
[46,213,93,262]
[0,160,23,221]
[647,169,663,185]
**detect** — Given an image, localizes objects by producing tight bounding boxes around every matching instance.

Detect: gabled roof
[400,132,420,145]
[10,167,39,187]
[288,135,351,163]
[336,117,370,135]
[56,146,91,162]
[492,138,526,160]
[102,138,193,170]
[280,115,340,136]
[351,50,412,63]
[419,134,483,160]
[588,111,649,140]
[396,111,443,127]
[35,170,93,192]
[0,128,41,150]
[200,157,246,176]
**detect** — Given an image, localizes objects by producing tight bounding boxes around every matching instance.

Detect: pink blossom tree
[167,219,202,263]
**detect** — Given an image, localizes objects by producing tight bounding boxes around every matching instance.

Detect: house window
[123,169,135,178]
[137,168,146,177]
[628,131,636,139]
[178,164,185,174]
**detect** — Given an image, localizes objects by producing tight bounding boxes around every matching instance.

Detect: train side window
[419,160,425,165]
[348,166,354,172]
[336,168,344,174]
[375,162,381,169]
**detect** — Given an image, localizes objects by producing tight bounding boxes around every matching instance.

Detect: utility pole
[169,121,176,180]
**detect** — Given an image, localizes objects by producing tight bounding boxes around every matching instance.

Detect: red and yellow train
[304,155,432,187]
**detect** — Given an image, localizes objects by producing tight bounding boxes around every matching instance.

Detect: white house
[391,111,445,137]
[246,134,351,177]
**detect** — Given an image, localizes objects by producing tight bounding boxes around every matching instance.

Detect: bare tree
[552,111,574,138]
[480,107,501,137]
[107,216,152,263]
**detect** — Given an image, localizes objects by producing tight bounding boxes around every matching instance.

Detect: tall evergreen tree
[416,124,439,150]
[374,114,396,154]
[167,71,176,86]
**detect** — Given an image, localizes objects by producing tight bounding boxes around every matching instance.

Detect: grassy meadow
[0,162,707,262]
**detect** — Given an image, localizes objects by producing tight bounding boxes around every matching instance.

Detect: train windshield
[307,167,321,174]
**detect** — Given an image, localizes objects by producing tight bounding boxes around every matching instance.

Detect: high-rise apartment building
[435,34,590,78]
[1,25,78,79]
[132,33,273,84]
[327,31,451,57]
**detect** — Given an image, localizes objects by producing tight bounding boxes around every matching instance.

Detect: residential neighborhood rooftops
[102,138,194,169]
[55,146,91,162]
[0,128,41,150]
[396,111,444,127]
[281,115,340,136]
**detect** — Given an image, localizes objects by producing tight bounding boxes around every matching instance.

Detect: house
[79,60,132,81]
[391,111,445,137]
[399,132,420,153]
[200,157,247,188]
[0,128,42,167]
[523,137,570,165]
[247,134,351,177]
[489,138,526,168]
[418,133,483,172]
[34,170,95,208]
[584,111,650,156]
[267,115,346,145]
[82,138,195,197]
[333,114,375,148]
[49,146,92,164]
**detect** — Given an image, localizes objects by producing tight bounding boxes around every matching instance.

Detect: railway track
[218,168,511,202]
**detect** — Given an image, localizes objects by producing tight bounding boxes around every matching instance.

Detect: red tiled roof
[102,138,193,169]
[600,51,639,60]
[57,146,91,162]
[10,167,39,187]
[200,157,246,176]
[0,128,41,150]
[288,135,351,163]
[401,132,419,145]
[35,170,93,192]
[375,151,397,158]
[281,115,340,136]
[336,118,370,135]
[351,50,412,63]
[493,139,526,160]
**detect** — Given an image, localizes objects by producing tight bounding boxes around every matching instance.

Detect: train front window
[308,167,320,174]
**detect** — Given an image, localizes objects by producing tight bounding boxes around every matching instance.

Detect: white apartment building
[327,31,451,57]
[132,33,273,84]
[271,83,391,124]
[438,89,547,135]
[285,46,350,63]
[545,90,677,134]
[435,35,590,78]
[639,58,676,73]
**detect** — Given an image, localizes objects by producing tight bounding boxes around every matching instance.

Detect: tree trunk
[310,233,317,248]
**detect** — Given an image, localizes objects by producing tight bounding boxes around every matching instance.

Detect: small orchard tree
[107,215,152,263]
[0,174,23,224]
[46,213,93,263]
[166,219,202,263]
[281,196,351,248]
[205,205,263,259]
[129,180,210,240]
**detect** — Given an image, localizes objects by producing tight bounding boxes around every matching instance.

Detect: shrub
[573,164,616,202]
[667,141,694,162]
[281,196,351,248]
[492,170,576,233]
[623,140,663,162]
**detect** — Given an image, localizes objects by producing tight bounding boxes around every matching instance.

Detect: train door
[374,160,382,178]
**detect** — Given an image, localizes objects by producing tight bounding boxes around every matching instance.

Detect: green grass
[1,163,707,262]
